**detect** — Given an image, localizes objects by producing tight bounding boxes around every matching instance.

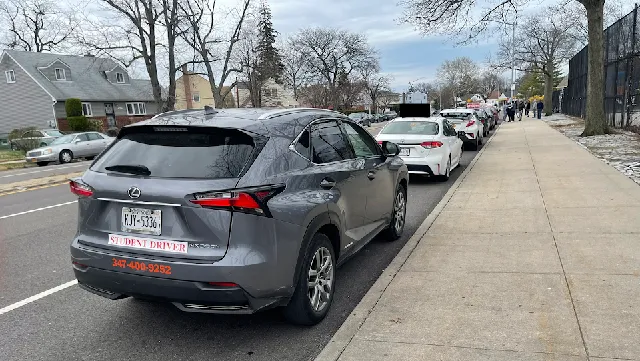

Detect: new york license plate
[121,207,162,236]
[399,148,410,156]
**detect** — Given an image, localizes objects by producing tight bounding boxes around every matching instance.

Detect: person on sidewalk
[517,101,525,121]
[525,101,531,117]
[502,102,508,123]
[506,103,515,122]
[536,100,544,119]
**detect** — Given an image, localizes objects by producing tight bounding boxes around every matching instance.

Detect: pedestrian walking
[517,101,524,121]
[506,103,515,122]
[525,101,531,117]
[502,102,508,123]
[536,100,544,119]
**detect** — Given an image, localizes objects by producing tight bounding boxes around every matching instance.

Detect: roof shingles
[5,50,155,102]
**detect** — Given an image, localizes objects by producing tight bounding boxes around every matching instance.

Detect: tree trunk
[544,61,554,116]
[580,0,608,136]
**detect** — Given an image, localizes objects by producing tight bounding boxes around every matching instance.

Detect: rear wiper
[104,164,151,176]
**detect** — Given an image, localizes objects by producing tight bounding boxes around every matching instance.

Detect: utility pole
[510,18,517,99]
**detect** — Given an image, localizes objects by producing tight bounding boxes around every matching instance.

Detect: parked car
[384,111,398,120]
[25,132,115,166]
[10,128,64,151]
[439,109,484,150]
[375,116,463,180]
[474,109,494,136]
[69,108,409,326]
[348,112,371,127]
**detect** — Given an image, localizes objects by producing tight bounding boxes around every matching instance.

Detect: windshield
[381,121,439,135]
[50,134,76,145]
[45,130,64,137]
[440,112,473,121]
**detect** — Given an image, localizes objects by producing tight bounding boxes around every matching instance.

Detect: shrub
[68,116,90,131]
[65,99,83,117]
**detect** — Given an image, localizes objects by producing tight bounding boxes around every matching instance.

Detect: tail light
[377,141,383,145]
[208,282,239,288]
[466,120,476,127]
[190,185,284,217]
[420,141,443,149]
[70,180,93,197]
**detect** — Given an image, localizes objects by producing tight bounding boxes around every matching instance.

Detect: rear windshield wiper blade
[104,164,151,176]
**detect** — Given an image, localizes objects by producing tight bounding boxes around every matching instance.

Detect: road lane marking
[0,200,77,220]
[0,280,78,316]
[0,163,87,179]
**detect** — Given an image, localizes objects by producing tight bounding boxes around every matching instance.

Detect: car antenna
[204,105,217,115]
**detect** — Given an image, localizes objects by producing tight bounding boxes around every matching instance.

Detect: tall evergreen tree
[256,1,283,86]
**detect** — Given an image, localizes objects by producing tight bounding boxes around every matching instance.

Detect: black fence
[563,6,640,128]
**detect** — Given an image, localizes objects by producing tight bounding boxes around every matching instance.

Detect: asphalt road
[0,161,90,185]
[0,121,492,361]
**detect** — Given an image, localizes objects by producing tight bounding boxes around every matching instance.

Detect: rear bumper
[401,154,443,176]
[73,264,279,313]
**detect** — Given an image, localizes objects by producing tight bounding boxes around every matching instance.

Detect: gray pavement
[0,120,489,361]
[317,117,640,361]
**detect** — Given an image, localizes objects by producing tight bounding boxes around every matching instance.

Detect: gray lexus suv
[70,107,409,325]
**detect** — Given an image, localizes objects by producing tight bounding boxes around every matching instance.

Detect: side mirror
[381,141,400,157]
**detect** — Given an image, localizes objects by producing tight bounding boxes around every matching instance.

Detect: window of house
[82,103,93,116]
[126,102,147,115]
[55,68,66,80]
[192,93,200,102]
[5,70,15,83]
[116,72,125,83]
[263,88,277,98]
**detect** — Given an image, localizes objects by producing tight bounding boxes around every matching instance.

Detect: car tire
[469,138,479,151]
[438,157,451,182]
[283,233,336,326]
[59,150,73,164]
[36,161,49,167]
[382,184,407,241]
[478,133,483,145]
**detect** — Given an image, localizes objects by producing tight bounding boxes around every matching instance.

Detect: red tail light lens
[190,185,284,217]
[69,180,93,197]
[466,120,476,127]
[421,141,443,149]
[377,141,383,145]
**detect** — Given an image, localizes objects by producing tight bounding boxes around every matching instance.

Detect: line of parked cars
[376,104,500,180]
[9,128,115,166]
[346,111,398,127]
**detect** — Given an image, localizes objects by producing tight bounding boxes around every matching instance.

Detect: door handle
[367,171,376,180]
[320,178,336,189]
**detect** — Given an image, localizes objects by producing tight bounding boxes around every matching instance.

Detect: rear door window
[310,120,354,164]
[91,127,257,179]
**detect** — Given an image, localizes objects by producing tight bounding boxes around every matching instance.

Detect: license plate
[29,158,37,163]
[121,207,162,235]
[399,148,410,156]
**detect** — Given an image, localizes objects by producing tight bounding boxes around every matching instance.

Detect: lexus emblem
[127,186,141,199]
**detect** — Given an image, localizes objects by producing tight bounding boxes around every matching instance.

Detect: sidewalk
[318,118,640,361]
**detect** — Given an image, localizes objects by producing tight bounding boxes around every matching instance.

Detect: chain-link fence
[563,6,640,129]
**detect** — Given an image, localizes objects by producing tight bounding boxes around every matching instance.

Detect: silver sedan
[25,132,115,166]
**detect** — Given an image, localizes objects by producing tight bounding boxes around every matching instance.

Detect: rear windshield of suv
[91,127,257,179]
[380,121,439,135]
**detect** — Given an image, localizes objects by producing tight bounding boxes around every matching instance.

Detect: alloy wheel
[62,152,72,163]
[307,247,334,313]
[394,191,406,234]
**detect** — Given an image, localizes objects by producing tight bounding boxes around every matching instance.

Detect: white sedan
[440,108,484,150]
[375,116,463,180]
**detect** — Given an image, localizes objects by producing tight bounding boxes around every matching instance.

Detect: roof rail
[257,107,340,120]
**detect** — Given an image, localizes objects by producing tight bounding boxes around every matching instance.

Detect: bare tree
[290,28,375,110]
[0,0,77,52]
[495,7,577,115]
[359,60,391,113]
[437,57,480,105]
[402,0,611,135]
[280,41,311,101]
[80,0,182,111]
[178,0,251,108]
[479,71,507,96]
[556,0,626,47]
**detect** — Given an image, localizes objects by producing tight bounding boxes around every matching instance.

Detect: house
[236,78,299,108]
[175,65,236,109]
[0,50,158,134]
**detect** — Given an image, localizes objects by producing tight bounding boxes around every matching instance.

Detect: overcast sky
[265,0,637,92]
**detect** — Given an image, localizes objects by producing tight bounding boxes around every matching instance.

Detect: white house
[235,78,299,108]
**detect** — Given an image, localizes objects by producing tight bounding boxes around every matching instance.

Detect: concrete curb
[0,172,83,196]
[314,123,502,361]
